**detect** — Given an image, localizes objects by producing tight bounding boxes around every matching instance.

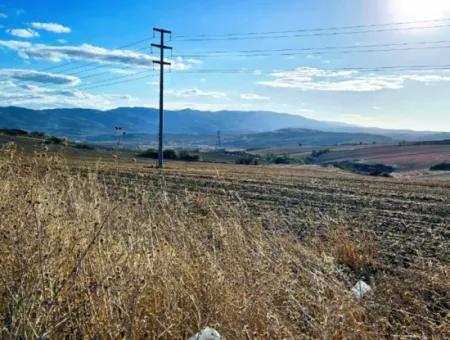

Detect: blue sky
[1,0,450,131]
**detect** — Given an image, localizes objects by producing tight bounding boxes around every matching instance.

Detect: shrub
[235,157,259,165]
[45,136,65,145]
[311,149,330,158]
[163,149,178,160]
[30,131,47,138]
[0,128,29,136]
[265,154,303,165]
[137,148,159,159]
[73,143,94,150]
[430,162,450,171]
[178,150,201,162]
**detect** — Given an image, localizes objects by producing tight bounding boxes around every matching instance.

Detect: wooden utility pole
[152,28,172,168]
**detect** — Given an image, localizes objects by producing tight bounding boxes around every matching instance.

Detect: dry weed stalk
[0,145,448,339]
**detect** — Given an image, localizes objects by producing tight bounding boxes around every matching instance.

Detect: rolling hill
[0,106,448,147]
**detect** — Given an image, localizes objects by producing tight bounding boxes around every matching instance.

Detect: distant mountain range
[0,106,448,148]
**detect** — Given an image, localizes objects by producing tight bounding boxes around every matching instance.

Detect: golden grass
[0,144,448,339]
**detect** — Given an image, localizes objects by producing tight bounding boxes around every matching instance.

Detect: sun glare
[391,0,450,21]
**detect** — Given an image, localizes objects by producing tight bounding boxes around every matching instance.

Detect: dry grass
[0,144,448,339]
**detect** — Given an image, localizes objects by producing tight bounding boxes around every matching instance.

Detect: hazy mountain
[0,106,352,137]
[0,106,447,145]
[222,128,392,148]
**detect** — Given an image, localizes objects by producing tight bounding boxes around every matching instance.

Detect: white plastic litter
[352,280,372,299]
[188,327,222,340]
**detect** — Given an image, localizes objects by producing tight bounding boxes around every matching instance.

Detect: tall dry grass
[0,143,448,339]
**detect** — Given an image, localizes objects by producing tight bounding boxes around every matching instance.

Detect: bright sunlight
[391,0,450,21]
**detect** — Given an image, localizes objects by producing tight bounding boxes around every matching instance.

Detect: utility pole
[115,127,125,148]
[217,130,222,149]
[152,28,172,168]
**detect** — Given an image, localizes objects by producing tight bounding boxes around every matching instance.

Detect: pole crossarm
[151,43,173,50]
[153,60,172,65]
[153,28,172,34]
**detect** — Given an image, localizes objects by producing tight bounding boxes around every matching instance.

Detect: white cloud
[31,22,71,34]
[338,114,380,127]
[7,28,40,38]
[0,69,80,86]
[185,58,202,65]
[109,68,137,75]
[258,67,450,92]
[57,39,67,44]
[240,93,270,101]
[167,88,227,99]
[0,81,135,109]
[0,40,31,49]
[0,40,198,70]
[0,13,7,19]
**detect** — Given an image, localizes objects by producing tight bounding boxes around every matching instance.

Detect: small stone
[188,327,222,340]
[352,280,371,299]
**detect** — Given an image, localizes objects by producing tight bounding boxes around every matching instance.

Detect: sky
[1,0,450,131]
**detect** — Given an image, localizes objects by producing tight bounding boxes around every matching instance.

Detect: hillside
[1,106,448,144]
[0,106,349,138]
[223,128,392,148]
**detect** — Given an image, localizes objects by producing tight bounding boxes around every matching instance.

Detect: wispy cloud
[0,81,135,109]
[167,88,227,99]
[7,28,40,38]
[338,114,380,127]
[258,67,450,92]
[240,93,270,101]
[31,22,71,34]
[0,40,198,70]
[0,69,80,86]
[0,13,7,19]
[16,9,25,16]
[108,68,137,75]
[0,40,31,49]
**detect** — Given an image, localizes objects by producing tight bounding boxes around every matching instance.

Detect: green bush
[430,162,450,171]
[45,136,65,145]
[236,157,259,165]
[137,149,201,162]
[74,143,94,150]
[265,154,303,165]
[163,149,178,159]
[178,150,201,162]
[0,128,29,136]
[137,148,159,159]
[311,149,330,158]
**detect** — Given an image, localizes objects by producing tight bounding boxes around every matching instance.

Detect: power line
[176,44,450,59]
[174,17,450,39]
[176,39,450,56]
[77,69,155,90]
[39,38,153,73]
[77,72,156,91]
[70,64,450,92]
[61,41,450,87]
[47,39,450,88]
[174,23,450,42]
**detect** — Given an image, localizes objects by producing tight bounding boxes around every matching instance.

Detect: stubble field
[0,143,449,339]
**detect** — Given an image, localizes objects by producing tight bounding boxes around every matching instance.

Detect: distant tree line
[137,148,202,162]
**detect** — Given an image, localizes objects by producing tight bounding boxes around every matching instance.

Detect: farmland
[0,140,449,338]
[255,142,450,172]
